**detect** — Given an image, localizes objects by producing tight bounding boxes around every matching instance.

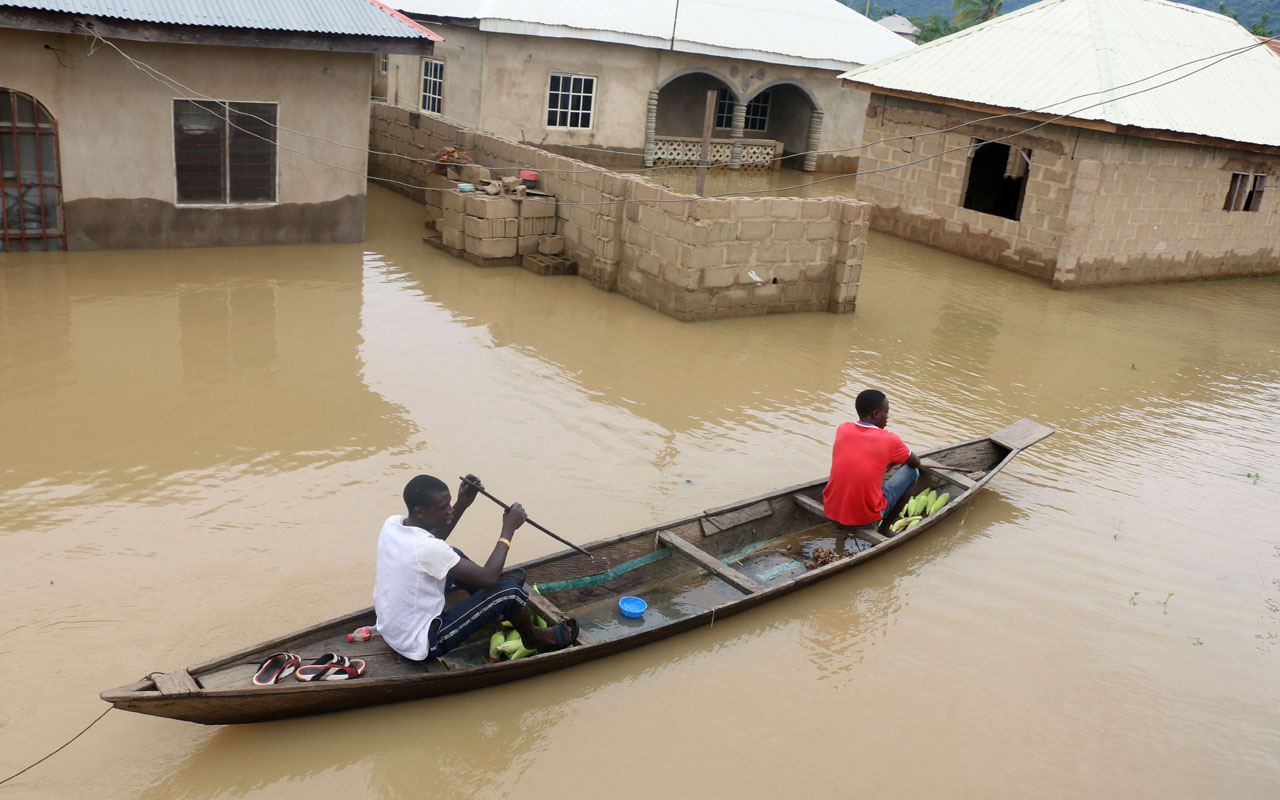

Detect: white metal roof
[839,0,1280,148]
[0,0,441,39]
[876,14,919,35]
[393,0,915,70]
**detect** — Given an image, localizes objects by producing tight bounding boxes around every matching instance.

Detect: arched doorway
[744,82,821,171]
[648,71,737,167]
[1,89,64,251]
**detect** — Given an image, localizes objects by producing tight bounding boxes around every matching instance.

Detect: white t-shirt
[373,515,461,660]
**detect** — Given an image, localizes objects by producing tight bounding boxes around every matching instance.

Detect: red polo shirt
[823,422,911,526]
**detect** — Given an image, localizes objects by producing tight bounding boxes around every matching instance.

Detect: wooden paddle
[460,476,594,558]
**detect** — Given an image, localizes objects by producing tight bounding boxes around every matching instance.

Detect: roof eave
[846,81,1280,157]
[0,7,438,54]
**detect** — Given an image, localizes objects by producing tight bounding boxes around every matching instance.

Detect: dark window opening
[1,88,64,251]
[1225,172,1265,212]
[174,100,277,205]
[962,139,1030,221]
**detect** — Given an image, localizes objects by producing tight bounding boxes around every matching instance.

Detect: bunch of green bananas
[889,489,951,532]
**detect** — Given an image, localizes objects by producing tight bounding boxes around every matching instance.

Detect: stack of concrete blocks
[368,101,872,320]
[433,188,565,268]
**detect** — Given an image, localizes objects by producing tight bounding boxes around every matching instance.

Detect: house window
[420,58,443,114]
[1,88,64,251]
[1224,172,1265,212]
[743,91,770,132]
[713,88,770,132]
[547,73,595,129]
[173,100,277,204]
[379,53,388,74]
[962,138,1030,221]
[714,88,734,128]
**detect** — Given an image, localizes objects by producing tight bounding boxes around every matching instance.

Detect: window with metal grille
[713,88,770,132]
[1,89,64,251]
[546,73,595,129]
[421,58,443,114]
[743,91,770,132]
[714,88,734,129]
[1224,172,1265,212]
[380,53,388,74]
[173,100,277,204]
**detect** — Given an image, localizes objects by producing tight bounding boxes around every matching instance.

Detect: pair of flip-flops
[252,652,365,684]
[296,653,366,682]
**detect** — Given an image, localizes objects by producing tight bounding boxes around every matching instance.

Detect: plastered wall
[384,23,869,173]
[2,28,372,248]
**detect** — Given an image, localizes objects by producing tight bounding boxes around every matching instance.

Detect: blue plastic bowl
[619,596,647,618]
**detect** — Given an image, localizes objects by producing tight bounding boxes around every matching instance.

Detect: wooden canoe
[101,418,1052,724]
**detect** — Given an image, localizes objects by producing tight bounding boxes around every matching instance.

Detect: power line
[82,24,1277,207]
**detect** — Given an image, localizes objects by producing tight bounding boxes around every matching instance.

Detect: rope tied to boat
[0,706,112,787]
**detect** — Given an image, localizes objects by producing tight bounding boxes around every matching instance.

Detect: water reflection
[0,245,412,530]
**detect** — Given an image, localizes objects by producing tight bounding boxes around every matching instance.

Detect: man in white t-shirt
[374,473,578,661]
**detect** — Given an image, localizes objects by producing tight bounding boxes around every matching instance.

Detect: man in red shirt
[823,389,923,528]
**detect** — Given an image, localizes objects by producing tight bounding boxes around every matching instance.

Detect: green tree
[912,11,962,42]
[952,0,1003,25]
[1218,3,1274,35]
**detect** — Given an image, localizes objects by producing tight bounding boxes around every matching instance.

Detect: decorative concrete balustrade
[370,102,869,320]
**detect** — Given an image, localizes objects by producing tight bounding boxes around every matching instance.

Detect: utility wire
[82,25,1278,207]
[85,24,1280,176]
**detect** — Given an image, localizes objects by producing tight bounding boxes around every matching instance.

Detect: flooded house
[840,0,1280,287]
[375,0,914,173]
[0,0,439,251]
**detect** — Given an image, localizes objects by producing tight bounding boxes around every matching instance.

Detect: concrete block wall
[370,102,871,320]
[855,94,1280,288]
[1055,134,1280,286]
[855,95,1072,282]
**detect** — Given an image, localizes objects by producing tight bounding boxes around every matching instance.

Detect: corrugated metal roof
[876,14,919,35]
[393,0,915,70]
[839,0,1280,148]
[0,0,442,39]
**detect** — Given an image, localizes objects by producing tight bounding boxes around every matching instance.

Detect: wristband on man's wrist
[497,537,511,547]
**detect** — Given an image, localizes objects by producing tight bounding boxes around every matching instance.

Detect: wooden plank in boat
[153,669,201,697]
[527,591,598,646]
[792,493,828,519]
[657,531,765,594]
[924,467,976,490]
[700,500,773,536]
[851,527,887,545]
[990,418,1054,451]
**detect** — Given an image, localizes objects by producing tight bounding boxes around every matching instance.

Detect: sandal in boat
[552,618,579,650]
[252,652,301,685]
[296,654,366,681]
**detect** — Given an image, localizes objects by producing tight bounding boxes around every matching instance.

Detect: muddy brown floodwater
[2,185,1279,798]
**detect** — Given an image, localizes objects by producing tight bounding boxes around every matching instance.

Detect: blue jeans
[427,548,528,659]
[881,465,919,520]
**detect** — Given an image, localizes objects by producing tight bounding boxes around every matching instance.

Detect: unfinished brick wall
[854,94,1280,288]
[369,102,869,320]
[1056,136,1280,286]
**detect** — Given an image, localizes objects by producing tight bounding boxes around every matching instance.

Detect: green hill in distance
[848,0,1273,33]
